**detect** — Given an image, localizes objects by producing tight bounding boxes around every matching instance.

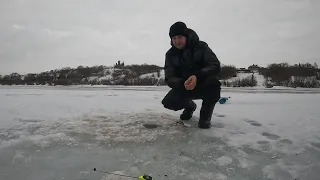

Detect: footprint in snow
[257,140,270,145]
[215,114,226,118]
[278,139,293,145]
[244,119,262,127]
[105,94,118,96]
[261,132,280,140]
[211,123,225,128]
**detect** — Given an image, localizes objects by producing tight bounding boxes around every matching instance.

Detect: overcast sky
[0,0,319,74]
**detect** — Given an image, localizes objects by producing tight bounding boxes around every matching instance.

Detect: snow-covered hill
[223,72,266,87]
[80,67,165,86]
[120,70,265,86]
[2,65,318,88]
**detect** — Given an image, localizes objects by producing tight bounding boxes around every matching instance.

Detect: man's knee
[161,95,175,110]
[201,76,221,102]
[161,97,181,111]
[161,89,189,111]
[203,76,221,88]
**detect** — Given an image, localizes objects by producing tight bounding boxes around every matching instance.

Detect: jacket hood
[170,28,200,50]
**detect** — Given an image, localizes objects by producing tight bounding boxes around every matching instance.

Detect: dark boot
[180,100,197,120]
[198,103,215,129]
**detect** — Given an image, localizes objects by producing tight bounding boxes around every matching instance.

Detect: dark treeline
[0,62,319,87]
[259,63,319,87]
[0,63,164,86]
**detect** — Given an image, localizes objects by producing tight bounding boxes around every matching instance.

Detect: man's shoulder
[165,47,176,57]
[195,41,217,55]
[196,41,210,50]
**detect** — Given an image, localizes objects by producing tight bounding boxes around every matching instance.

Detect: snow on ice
[0,85,320,180]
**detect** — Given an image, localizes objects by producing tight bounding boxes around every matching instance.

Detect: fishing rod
[93,168,153,180]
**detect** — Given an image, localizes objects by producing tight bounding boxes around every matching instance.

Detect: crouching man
[162,21,221,129]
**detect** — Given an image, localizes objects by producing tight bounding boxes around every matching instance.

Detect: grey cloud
[0,0,319,74]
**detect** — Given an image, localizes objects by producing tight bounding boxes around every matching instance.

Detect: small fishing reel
[138,174,153,180]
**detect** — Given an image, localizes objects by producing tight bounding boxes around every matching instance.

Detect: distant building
[248,64,260,71]
[247,64,261,73]
[237,68,252,73]
[114,60,125,68]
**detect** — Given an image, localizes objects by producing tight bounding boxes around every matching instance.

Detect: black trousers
[162,76,221,112]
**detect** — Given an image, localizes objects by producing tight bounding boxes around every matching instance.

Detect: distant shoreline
[1,84,320,94]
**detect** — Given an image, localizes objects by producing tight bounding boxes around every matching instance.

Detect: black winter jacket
[164,28,221,89]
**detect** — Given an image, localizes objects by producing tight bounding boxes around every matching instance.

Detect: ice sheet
[0,86,319,180]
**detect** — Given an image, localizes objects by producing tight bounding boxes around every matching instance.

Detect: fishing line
[93,168,153,180]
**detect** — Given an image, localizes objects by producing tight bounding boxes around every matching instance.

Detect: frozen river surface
[0,86,320,180]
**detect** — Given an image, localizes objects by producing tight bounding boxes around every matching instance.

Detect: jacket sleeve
[194,44,221,78]
[164,52,184,89]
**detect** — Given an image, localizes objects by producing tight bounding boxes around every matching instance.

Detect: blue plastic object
[218,97,229,104]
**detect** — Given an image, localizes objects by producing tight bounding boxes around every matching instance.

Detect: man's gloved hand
[184,75,197,90]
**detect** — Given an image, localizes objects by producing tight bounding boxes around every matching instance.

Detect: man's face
[172,35,187,49]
